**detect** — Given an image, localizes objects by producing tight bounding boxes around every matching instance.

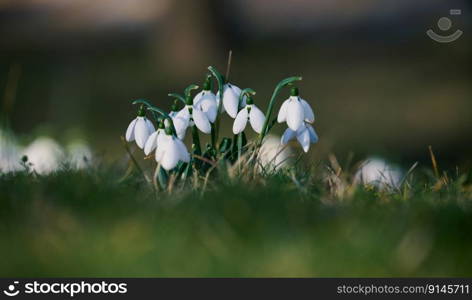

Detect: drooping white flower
[125,107,155,149]
[277,87,314,131]
[216,83,246,118]
[175,103,211,137]
[144,128,166,155]
[193,90,218,123]
[155,132,190,170]
[67,140,93,169]
[281,123,318,152]
[232,100,266,134]
[23,137,65,174]
[354,157,402,189]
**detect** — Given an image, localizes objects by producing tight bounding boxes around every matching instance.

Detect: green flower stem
[184,84,199,97]
[191,125,202,155]
[237,132,244,162]
[210,123,217,150]
[168,93,186,104]
[257,76,302,146]
[208,66,224,147]
[132,98,159,121]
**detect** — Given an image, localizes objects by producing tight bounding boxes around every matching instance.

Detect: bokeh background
[1,0,471,167]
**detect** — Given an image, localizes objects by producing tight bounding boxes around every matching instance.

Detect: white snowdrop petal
[155,136,169,162]
[198,97,218,123]
[155,148,164,162]
[300,99,315,123]
[144,131,158,155]
[172,116,189,140]
[192,108,211,134]
[193,90,205,105]
[281,128,296,145]
[230,84,242,94]
[176,107,190,122]
[161,139,180,170]
[307,125,319,143]
[233,108,249,134]
[223,85,240,118]
[145,118,156,133]
[277,99,290,123]
[125,118,137,142]
[176,139,190,163]
[296,128,311,153]
[286,101,305,131]
[156,130,166,146]
[249,105,266,133]
[134,117,150,149]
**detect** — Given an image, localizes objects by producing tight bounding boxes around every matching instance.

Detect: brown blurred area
[0,0,471,165]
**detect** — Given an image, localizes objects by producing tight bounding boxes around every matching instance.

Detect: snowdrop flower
[125,105,155,149]
[354,157,402,189]
[0,128,23,173]
[67,140,92,169]
[232,97,266,134]
[155,128,190,170]
[174,95,211,137]
[193,80,218,123]
[281,122,318,152]
[23,137,65,174]
[277,87,314,131]
[216,82,246,118]
[144,120,166,155]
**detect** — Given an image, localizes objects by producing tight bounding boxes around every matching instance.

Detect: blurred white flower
[281,122,318,152]
[0,129,23,173]
[277,88,314,131]
[155,133,190,170]
[216,83,246,118]
[354,157,402,189]
[23,137,65,174]
[259,135,292,171]
[67,141,93,169]
[125,116,155,149]
[232,103,265,134]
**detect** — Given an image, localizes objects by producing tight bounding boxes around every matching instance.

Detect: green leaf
[219,137,232,153]
[157,167,168,190]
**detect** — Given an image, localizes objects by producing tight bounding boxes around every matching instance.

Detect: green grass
[0,163,471,277]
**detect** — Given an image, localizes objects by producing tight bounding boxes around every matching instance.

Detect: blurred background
[1,0,471,167]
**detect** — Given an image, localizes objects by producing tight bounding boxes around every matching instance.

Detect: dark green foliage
[0,165,471,277]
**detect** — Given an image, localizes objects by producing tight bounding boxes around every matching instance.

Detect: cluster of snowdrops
[124,66,318,176]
